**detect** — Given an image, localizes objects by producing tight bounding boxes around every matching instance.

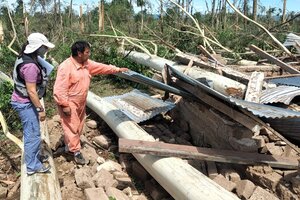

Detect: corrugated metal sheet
[229,98,300,119]
[283,33,300,54]
[103,89,175,123]
[264,117,300,142]
[168,65,300,119]
[116,70,192,98]
[267,76,300,87]
[260,86,300,105]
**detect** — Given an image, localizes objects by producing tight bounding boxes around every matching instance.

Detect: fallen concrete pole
[87,91,240,200]
[124,50,246,98]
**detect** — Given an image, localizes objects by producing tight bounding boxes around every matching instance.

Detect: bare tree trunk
[23,5,29,37]
[69,0,73,26]
[282,0,287,23]
[87,5,91,33]
[222,0,227,29]
[211,0,216,27]
[140,5,144,32]
[215,0,222,29]
[243,0,248,27]
[0,21,3,43]
[80,5,84,33]
[160,0,164,33]
[252,0,257,21]
[54,0,57,15]
[186,0,192,14]
[233,0,239,28]
[99,0,104,32]
[58,0,61,15]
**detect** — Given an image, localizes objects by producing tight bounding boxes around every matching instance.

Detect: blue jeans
[11,101,43,172]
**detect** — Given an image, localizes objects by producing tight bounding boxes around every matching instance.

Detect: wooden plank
[249,45,300,74]
[234,65,281,72]
[198,45,218,62]
[119,138,298,169]
[175,80,261,134]
[245,72,264,103]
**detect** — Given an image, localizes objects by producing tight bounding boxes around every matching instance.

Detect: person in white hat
[11,33,55,175]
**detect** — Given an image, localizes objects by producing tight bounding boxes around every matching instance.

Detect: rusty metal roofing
[260,86,300,105]
[103,89,175,123]
[168,65,300,119]
[267,76,300,87]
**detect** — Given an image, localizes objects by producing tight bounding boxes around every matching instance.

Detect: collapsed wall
[172,99,255,151]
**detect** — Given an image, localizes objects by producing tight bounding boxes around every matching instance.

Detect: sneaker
[27,165,51,175]
[74,152,86,165]
[39,154,49,163]
[53,146,72,157]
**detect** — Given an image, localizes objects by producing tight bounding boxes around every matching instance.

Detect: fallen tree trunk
[87,91,240,200]
[124,50,246,98]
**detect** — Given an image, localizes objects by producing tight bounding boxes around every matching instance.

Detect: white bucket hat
[24,33,55,54]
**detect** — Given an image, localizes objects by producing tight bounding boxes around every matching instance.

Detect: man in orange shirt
[53,41,128,164]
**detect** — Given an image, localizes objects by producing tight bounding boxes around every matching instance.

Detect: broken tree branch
[7,6,18,56]
[168,0,215,54]
[225,0,292,56]
[0,112,23,151]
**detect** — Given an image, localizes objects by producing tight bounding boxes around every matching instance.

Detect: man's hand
[118,68,129,72]
[62,106,71,116]
[38,111,46,122]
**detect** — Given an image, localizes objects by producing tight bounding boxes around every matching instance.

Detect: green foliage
[91,44,151,89]
[0,45,17,75]
[0,81,21,130]
[107,0,134,28]
[108,197,116,200]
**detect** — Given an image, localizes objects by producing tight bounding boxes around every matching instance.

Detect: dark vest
[13,55,48,99]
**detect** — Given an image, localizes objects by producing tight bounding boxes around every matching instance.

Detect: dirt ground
[0,108,174,200]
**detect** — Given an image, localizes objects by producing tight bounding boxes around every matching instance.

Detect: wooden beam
[175,80,261,134]
[119,138,298,169]
[234,65,281,72]
[249,45,300,74]
[198,45,218,62]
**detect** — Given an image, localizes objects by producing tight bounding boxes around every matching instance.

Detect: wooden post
[245,72,264,103]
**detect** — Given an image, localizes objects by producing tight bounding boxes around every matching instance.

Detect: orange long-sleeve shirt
[53,56,120,107]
